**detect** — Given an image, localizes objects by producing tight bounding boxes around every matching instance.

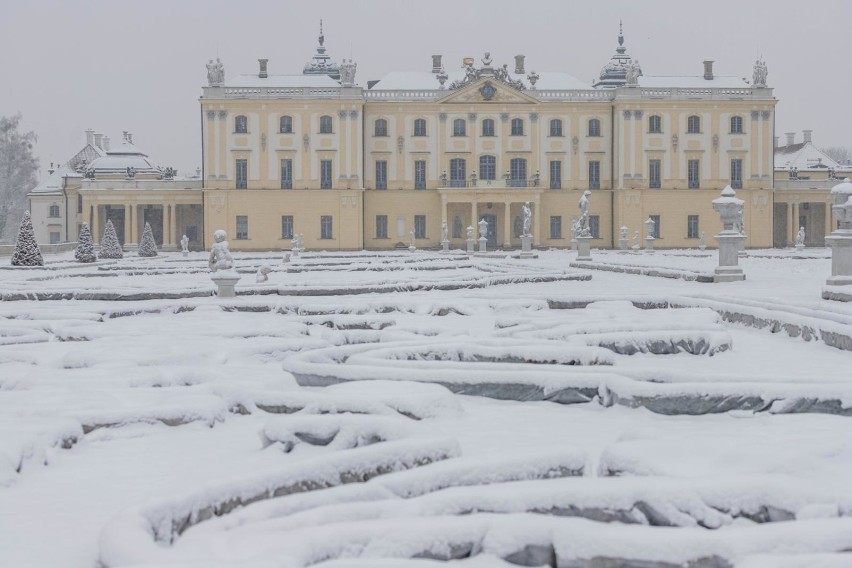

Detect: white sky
[2,0,850,180]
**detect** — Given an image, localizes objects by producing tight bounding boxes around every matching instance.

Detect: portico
[439,187,544,248]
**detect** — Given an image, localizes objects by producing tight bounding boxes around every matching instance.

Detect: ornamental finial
[319,19,324,46]
[618,19,624,46]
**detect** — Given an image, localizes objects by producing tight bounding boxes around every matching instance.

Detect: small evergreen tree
[99,219,123,259]
[75,223,96,263]
[10,210,43,266]
[138,222,158,257]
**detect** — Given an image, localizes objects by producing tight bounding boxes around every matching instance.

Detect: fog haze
[2,0,849,179]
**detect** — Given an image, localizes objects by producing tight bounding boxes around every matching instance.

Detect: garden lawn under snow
[1,247,851,567]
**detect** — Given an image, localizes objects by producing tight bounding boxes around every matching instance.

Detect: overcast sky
[3,0,850,181]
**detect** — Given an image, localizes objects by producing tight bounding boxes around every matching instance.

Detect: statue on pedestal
[522,202,532,237]
[578,190,591,236]
[441,220,449,242]
[256,265,272,283]
[796,226,806,247]
[208,229,234,272]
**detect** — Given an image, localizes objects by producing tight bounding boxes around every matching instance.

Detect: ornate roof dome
[85,132,162,178]
[303,20,341,81]
[594,22,633,89]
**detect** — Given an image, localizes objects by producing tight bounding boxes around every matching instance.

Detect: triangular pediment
[437,79,540,105]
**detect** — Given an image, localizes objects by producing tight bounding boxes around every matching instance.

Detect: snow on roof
[774,141,851,171]
[638,75,749,89]
[370,71,591,91]
[224,74,342,88]
[28,165,78,195]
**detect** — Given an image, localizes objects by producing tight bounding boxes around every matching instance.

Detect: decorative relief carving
[750,111,760,120]
[218,110,228,119]
[529,112,538,122]
[206,111,215,120]
[761,110,771,120]
[338,111,347,119]
[623,110,632,120]
[500,113,509,122]
[349,110,359,119]
[633,110,643,119]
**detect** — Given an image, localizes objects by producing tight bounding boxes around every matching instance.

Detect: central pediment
[437,79,540,105]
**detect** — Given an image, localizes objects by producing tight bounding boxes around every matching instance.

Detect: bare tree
[0,114,39,241]
[821,146,852,166]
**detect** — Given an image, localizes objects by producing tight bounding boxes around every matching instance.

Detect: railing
[439,178,543,189]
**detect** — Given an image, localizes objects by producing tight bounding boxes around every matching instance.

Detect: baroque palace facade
[32,24,788,251]
[201,25,777,251]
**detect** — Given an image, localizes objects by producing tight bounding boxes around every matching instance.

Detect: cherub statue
[208,229,234,272]
[180,234,189,253]
[796,226,806,247]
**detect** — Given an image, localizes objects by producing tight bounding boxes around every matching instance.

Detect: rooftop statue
[206,58,225,86]
[753,58,768,88]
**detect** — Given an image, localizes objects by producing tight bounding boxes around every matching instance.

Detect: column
[124,204,131,246]
[789,202,797,246]
[441,197,448,234]
[533,196,541,246]
[129,204,137,245]
[169,203,178,248]
[91,204,100,245]
[503,200,512,247]
[471,201,477,228]
[825,201,833,240]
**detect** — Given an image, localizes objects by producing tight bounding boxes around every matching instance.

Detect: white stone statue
[207,58,225,86]
[478,218,488,239]
[256,265,272,283]
[522,202,532,237]
[180,234,189,253]
[752,58,768,88]
[578,190,591,236]
[441,220,449,242]
[409,230,415,248]
[208,229,234,272]
[736,207,746,235]
[699,231,706,249]
[796,226,806,247]
[632,230,640,249]
[466,225,474,240]
[340,59,357,87]
[626,59,640,86]
[620,226,628,240]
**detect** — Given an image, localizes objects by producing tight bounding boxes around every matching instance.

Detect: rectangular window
[375,160,387,190]
[236,215,248,239]
[549,160,562,189]
[414,160,426,189]
[687,215,699,239]
[281,215,294,239]
[588,160,600,190]
[550,216,562,239]
[376,215,388,238]
[320,159,332,189]
[320,215,333,239]
[649,159,661,189]
[235,159,248,189]
[650,215,661,239]
[731,158,743,189]
[414,215,426,239]
[280,159,292,189]
[589,215,600,239]
[688,159,700,189]
[49,231,60,245]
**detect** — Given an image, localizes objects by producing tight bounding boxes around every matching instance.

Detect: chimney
[785,132,795,146]
[774,136,779,148]
[103,136,110,151]
[703,60,714,80]
[93,133,103,149]
[431,55,443,73]
[85,129,95,146]
[514,54,526,74]
[803,130,812,144]
[258,58,268,78]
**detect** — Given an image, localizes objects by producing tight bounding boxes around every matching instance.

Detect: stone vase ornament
[466,226,475,253]
[644,217,655,253]
[826,178,852,286]
[208,229,240,297]
[619,226,628,251]
[478,218,488,253]
[712,186,746,283]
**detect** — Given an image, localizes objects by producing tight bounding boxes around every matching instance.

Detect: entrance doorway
[481,214,497,248]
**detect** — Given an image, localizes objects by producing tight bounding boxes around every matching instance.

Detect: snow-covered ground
[1,248,851,567]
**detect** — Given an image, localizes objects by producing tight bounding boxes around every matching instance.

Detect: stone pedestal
[478,236,487,253]
[795,243,805,254]
[619,237,628,251]
[182,250,188,258]
[645,236,655,253]
[441,240,450,252]
[466,238,474,253]
[570,238,577,252]
[211,271,241,298]
[699,244,707,251]
[713,232,746,282]
[408,245,416,252]
[576,236,593,261]
[826,233,852,285]
[520,235,534,258]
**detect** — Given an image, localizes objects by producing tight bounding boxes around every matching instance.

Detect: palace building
[200,23,777,252]
[34,23,794,252]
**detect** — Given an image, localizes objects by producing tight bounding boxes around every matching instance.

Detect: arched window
[549,119,563,137]
[511,118,524,136]
[481,118,495,137]
[413,118,427,136]
[687,115,701,134]
[279,115,292,133]
[730,115,743,134]
[449,158,466,187]
[374,118,388,137]
[49,205,60,218]
[648,115,662,134]
[453,118,466,137]
[588,118,601,137]
[234,115,248,134]
[509,157,527,187]
[319,115,333,134]
[479,155,496,180]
